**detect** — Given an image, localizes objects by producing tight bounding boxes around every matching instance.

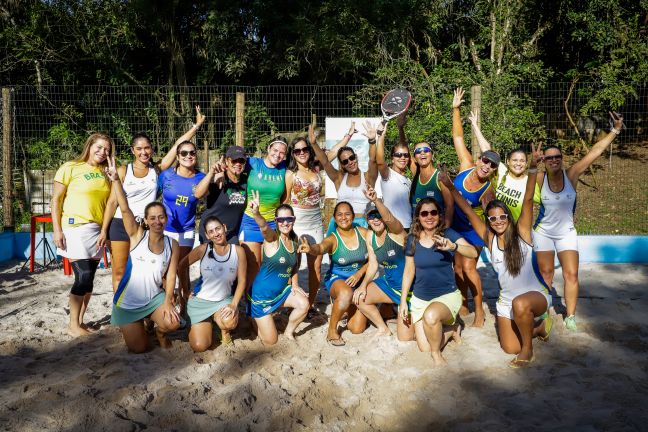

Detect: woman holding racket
[298,201,369,346]
[246,192,309,346]
[439,144,553,368]
[398,198,477,366]
[451,87,497,328]
[105,157,181,353]
[179,216,247,352]
[51,133,115,337]
[353,185,413,340]
[100,106,205,292]
[285,125,325,308]
[239,137,288,290]
[534,112,623,332]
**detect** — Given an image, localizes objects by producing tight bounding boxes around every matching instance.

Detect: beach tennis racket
[380,89,412,125]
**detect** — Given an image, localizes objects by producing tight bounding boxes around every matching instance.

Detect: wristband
[368,138,376,145]
[453,242,459,252]
[192,123,201,130]
[611,127,621,135]
[527,168,538,173]
[376,129,384,137]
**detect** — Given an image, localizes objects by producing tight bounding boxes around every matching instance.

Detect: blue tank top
[328,228,368,278]
[158,168,206,233]
[372,231,405,290]
[451,168,491,244]
[249,237,297,300]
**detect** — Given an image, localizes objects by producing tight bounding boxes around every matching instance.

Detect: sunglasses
[179,150,196,157]
[367,212,382,221]
[276,216,296,224]
[414,147,432,155]
[340,154,357,166]
[292,147,311,156]
[544,154,562,161]
[419,209,439,218]
[487,214,509,223]
[393,152,410,158]
[480,156,498,169]
[230,158,246,165]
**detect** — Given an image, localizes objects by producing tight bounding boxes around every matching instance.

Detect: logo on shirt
[228,191,245,205]
[83,172,105,181]
[338,258,346,264]
[387,249,396,257]
[279,257,286,264]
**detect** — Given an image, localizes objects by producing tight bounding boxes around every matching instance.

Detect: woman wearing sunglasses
[352,185,414,340]
[239,137,288,291]
[310,122,378,233]
[100,106,205,293]
[399,198,477,366]
[284,125,324,309]
[439,143,553,368]
[246,191,309,346]
[298,201,369,346]
[451,87,498,328]
[467,111,540,222]
[534,112,623,332]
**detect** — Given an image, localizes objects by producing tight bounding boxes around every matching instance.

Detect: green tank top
[330,228,368,277]
[411,169,444,212]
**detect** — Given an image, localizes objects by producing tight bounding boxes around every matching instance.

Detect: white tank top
[193,244,239,302]
[337,171,369,215]
[533,170,577,238]
[380,168,412,228]
[490,235,549,305]
[114,231,172,309]
[115,163,158,219]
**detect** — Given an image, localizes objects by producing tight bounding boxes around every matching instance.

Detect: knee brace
[70,259,99,296]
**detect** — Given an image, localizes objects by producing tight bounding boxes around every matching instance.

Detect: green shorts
[110,292,165,326]
[409,289,462,325]
[187,296,233,325]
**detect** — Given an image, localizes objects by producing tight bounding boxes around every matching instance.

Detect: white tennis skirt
[293,206,324,244]
[57,222,102,260]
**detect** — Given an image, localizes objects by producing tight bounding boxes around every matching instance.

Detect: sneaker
[564,315,577,332]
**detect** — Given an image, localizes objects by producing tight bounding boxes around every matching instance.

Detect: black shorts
[108,218,129,242]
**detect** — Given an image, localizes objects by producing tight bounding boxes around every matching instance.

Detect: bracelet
[368,138,376,145]
[611,127,621,135]
[453,242,459,252]
[344,133,353,140]
[528,168,538,173]
[192,123,201,130]
[376,129,384,137]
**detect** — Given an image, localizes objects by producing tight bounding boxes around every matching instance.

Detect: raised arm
[364,185,404,235]
[248,190,277,243]
[374,122,390,180]
[438,168,489,244]
[567,112,623,184]
[363,120,379,187]
[159,105,206,171]
[468,110,492,152]
[297,233,335,257]
[325,122,356,162]
[452,87,475,171]
[518,142,542,242]
[309,123,343,185]
[194,162,224,199]
[104,157,140,239]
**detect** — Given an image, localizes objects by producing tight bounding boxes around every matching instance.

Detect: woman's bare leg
[282,290,310,339]
[557,250,579,317]
[254,314,279,346]
[120,321,149,353]
[109,240,130,293]
[307,254,323,307]
[356,282,394,336]
[422,302,455,366]
[215,309,239,344]
[328,281,353,342]
[150,305,180,349]
[241,242,262,290]
[188,322,213,352]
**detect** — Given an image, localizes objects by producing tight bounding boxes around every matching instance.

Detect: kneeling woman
[439,143,552,368]
[106,158,180,353]
[247,191,309,346]
[353,185,413,341]
[179,216,247,352]
[399,198,477,366]
[299,201,369,346]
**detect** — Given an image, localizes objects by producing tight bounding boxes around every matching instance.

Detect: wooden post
[235,92,245,148]
[470,85,482,161]
[2,87,13,230]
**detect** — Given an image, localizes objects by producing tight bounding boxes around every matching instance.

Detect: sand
[1,260,647,431]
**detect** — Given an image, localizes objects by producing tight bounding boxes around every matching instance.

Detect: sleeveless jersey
[115,163,158,220]
[380,168,412,228]
[158,168,206,233]
[329,228,368,278]
[337,172,369,215]
[249,237,298,299]
[244,157,286,221]
[193,244,239,302]
[451,167,491,232]
[372,231,406,290]
[490,235,549,305]
[114,232,172,309]
[533,170,577,238]
[495,162,541,222]
[411,169,444,213]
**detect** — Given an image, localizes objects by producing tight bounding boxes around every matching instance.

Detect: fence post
[470,85,482,161]
[235,92,245,148]
[2,87,14,230]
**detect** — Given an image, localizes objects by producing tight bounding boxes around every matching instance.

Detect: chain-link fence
[1,83,647,234]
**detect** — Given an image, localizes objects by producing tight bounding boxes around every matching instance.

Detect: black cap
[481,150,501,165]
[225,146,246,160]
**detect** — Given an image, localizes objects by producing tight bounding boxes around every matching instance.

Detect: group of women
[51,90,624,367]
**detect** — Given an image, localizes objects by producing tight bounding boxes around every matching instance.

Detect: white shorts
[533,229,578,253]
[496,291,552,320]
[292,206,324,244]
[164,229,195,247]
[58,223,102,260]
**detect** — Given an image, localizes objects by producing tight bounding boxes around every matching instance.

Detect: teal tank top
[250,237,297,298]
[411,169,444,212]
[372,231,406,290]
[329,227,368,278]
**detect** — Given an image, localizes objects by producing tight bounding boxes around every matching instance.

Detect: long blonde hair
[75,133,115,167]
